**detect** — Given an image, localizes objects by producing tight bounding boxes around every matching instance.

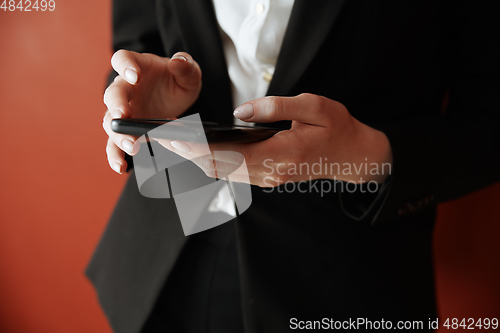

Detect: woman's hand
[159,93,393,187]
[102,50,202,174]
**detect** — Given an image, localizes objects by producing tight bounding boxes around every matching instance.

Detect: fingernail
[171,140,191,153]
[171,55,187,61]
[112,109,123,119]
[122,139,134,154]
[124,68,138,84]
[112,162,122,174]
[233,104,254,119]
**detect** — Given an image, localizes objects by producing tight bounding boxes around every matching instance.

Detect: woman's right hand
[102,50,202,174]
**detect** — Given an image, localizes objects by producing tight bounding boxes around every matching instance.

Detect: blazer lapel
[170,0,234,123]
[267,0,347,96]
[169,0,347,116]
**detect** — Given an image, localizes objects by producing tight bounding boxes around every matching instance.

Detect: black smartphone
[111,118,280,143]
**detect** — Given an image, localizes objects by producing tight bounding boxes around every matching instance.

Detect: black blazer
[86,0,500,332]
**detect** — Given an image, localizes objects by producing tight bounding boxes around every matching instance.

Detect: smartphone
[111,118,280,143]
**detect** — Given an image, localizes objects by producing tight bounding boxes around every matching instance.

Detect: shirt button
[255,2,265,15]
[262,71,273,82]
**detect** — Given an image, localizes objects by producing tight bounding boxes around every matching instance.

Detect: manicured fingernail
[171,55,187,61]
[112,109,123,119]
[112,162,122,174]
[122,139,134,154]
[124,68,138,84]
[233,104,254,119]
[171,140,191,153]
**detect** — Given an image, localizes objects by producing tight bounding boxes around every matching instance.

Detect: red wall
[435,185,500,326]
[0,2,118,332]
[0,2,498,332]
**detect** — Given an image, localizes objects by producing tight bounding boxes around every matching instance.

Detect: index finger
[111,49,141,85]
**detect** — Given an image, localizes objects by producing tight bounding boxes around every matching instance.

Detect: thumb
[233,93,331,125]
[167,52,202,92]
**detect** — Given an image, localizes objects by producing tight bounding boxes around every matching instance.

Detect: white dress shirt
[208,0,295,216]
[212,0,295,110]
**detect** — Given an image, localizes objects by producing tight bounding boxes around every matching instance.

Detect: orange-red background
[0,2,499,332]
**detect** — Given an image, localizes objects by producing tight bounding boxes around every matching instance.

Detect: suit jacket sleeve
[106,0,166,86]
[364,1,500,223]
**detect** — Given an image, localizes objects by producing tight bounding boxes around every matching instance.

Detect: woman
[89,0,500,332]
